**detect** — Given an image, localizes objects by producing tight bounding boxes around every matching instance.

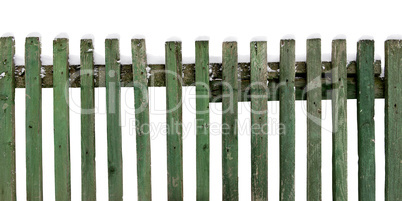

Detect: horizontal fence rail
[0,36,401,201]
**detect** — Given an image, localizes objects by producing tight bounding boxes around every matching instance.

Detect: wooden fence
[0,36,401,201]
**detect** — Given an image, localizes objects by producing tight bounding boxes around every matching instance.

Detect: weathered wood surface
[0,37,16,201]
[279,39,295,201]
[250,41,268,201]
[356,40,376,201]
[12,61,383,101]
[105,39,123,201]
[306,38,322,201]
[80,39,97,201]
[384,40,402,201]
[331,39,348,201]
[166,41,183,201]
[132,39,152,201]
[53,38,71,201]
[25,37,43,201]
[222,42,239,201]
[195,41,210,201]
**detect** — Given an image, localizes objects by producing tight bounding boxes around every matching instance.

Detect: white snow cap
[106,33,120,39]
[333,34,347,40]
[27,32,41,39]
[196,36,210,41]
[55,33,69,39]
[223,36,237,42]
[359,35,374,40]
[386,34,402,40]
[281,34,295,40]
[1,32,14,38]
[307,33,321,39]
[251,36,267,42]
[166,36,182,42]
[132,34,146,39]
[81,34,95,40]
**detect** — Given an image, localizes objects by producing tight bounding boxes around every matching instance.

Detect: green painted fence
[0,36,401,201]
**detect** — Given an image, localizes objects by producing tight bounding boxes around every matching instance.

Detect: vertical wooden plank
[331,39,348,201]
[165,41,183,201]
[356,40,375,201]
[105,39,123,201]
[279,39,295,201]
[53,38,71,201]
[195,40,210,200]
[25,36,43,201]
[222,41,238,201]
[132,39,152,201]
[250,41,268,201]
[306,38,321,201]
[80,39,96,201]
[384,40,402,201]
[0,36,16,201]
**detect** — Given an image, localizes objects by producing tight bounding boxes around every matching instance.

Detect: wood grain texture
[384,40,402,201]
[105,39,123,201]
[356,40,375,201]
[132,39,152,201]
[195,40,210,201]
[53,38,71,201]
[0,36,16,201]
[222,41,239,201]
[279,39,295,201]
[166,41,183,201]
[80,39,96,201]
[331,39,348,201]
[25,37,43,201]
[250,41,268,201]
[306,39,321,201]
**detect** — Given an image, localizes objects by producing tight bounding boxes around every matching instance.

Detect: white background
[2,0,401,200]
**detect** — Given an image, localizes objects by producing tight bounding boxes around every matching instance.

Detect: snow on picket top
[250,36,267,42]
[166,36,182,42]
[54,32,69,39]
[132,34,146,40]
[307,33,321,39]
[106,33,120,40]
[27,32,41,39]
[195,36,210,41]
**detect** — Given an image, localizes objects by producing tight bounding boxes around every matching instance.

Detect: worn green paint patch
[222,42,239,201]
[250,41,268,201]
[331,39,348,201]
[306,38,322,201]
[105,39,123,201]
[0,37,16,201]
[132,39,152,201]
[356,40,375,201]
[195,40,210,201]
[25,37,43,201]
[384,40,402,201]
[279,39,295,201]
[53,38,71,201]
[166,41,183,201]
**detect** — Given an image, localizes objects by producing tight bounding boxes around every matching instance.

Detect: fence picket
[331,39,348,201]
[25,37,43,201]
[279,39,295,201]
[250,41,268,201]
[53,38,71,201]
[384,40,402,201]
[195,40,210,200]
[165,41,183,201]
[0,36,16,201]
[105,38,123,201]
[222,41,239,201]
[132,39,152,201]
[80,39,97,200]
[356,40,375,201]
[306,38,322,201]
